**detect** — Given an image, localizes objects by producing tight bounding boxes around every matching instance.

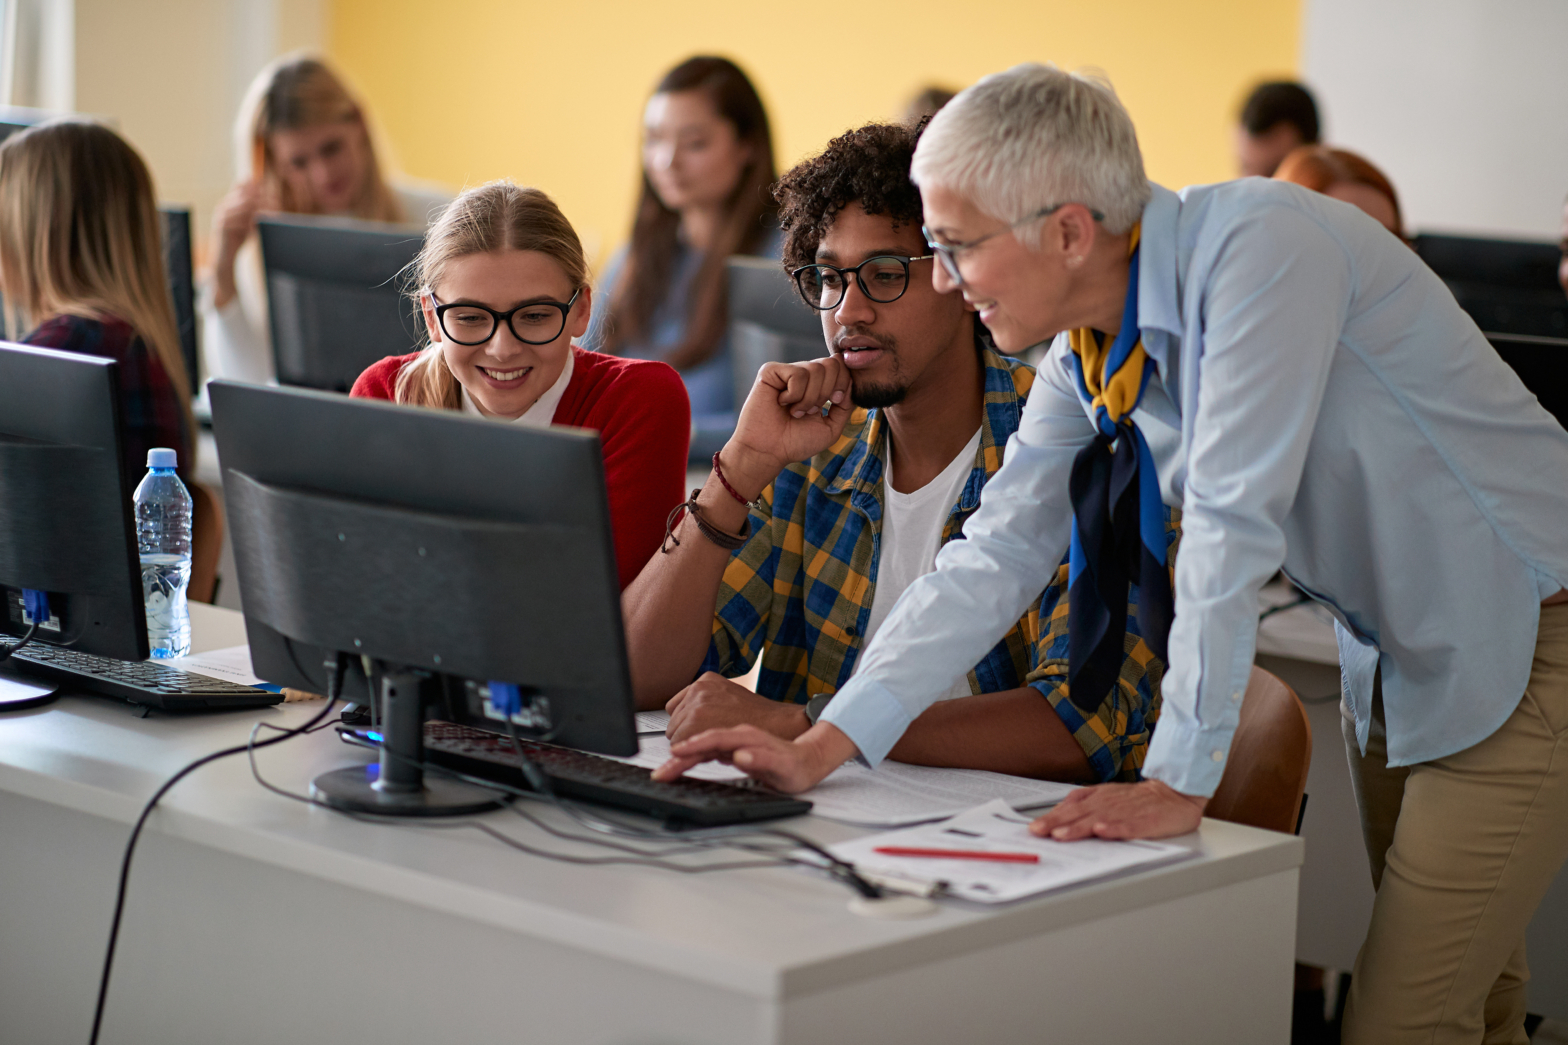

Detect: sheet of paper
[828,798,1194,902]
[635,710,670,734]
[616,725,1079,826]
[163,644,266,686]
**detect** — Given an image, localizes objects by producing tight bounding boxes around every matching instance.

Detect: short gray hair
[911,63,1150,239]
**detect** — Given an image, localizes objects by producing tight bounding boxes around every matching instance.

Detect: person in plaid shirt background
[625,121,1177,784]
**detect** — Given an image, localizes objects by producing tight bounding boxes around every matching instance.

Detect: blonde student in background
[202,55,450,387]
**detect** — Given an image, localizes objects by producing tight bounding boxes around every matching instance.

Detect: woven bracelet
[662,490,751,554]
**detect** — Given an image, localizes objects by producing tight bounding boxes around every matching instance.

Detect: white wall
[72,0,325,242]
[1303,0,1568,240]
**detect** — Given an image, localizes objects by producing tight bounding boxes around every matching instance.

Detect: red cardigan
[351,348,690,590]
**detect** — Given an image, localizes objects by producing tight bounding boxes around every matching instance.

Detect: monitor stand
[311,667,502,817]
[0,662,60,711]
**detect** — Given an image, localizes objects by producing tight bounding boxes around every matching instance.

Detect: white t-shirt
[459,349,573,428]
[861,426,983,701]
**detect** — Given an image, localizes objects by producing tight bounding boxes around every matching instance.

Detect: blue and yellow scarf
[1065,225,1174,711]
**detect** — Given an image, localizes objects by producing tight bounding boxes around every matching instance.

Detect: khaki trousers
[1340,603,1568,1044]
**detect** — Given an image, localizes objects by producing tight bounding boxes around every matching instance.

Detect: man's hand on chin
[1027,779,1209,841]
[664,673,811,744]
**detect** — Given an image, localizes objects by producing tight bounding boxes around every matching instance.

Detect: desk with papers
[1,604,1304,1044]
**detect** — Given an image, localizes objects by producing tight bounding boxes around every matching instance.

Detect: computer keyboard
[417,720,813,826]
[9,642,282,710]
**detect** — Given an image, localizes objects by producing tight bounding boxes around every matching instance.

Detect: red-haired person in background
[350,182,689,590]
[1275,145,1404,238]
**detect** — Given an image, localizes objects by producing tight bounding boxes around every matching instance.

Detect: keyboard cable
[86,652,347,1045]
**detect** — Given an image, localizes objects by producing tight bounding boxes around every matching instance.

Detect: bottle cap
[146,448,178,469]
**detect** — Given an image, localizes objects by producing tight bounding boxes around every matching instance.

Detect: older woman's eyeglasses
[923,203,1105,288]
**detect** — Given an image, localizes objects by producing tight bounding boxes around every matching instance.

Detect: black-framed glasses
[790,254,934,311]
[922,203,1106,288]
[431,288,582,346]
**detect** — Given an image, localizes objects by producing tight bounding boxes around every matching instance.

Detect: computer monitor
[727,256,827,407]
[257,215,426,393]
[1412,233,1568,339]
[0,343,146,704]
[1488,333,1568,431]
[0,104,52,143]
[208,379,638,815]
[159,206,198,394]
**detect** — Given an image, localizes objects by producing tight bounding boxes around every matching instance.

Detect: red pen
[873,846,1040,864]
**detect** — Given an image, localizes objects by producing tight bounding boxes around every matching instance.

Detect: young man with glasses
[623,122,1174,783]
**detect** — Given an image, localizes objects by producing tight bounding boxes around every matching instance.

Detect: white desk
[1,605,1302,1044]
[1256,586,1568,1019]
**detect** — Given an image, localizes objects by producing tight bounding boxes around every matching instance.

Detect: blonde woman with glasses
[350,182,690,591]
[0,119,193,484]
[203,55,449,386]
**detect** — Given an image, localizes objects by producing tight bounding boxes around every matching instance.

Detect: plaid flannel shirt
[701,334,1178,782]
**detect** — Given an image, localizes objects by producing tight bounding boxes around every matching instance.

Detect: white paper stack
[827,799,1195,903]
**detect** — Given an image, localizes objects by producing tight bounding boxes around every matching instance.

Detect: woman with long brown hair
[350,182,689,590]
[585,56,780,460]
[203,54,449,386]
[0,119,193,484]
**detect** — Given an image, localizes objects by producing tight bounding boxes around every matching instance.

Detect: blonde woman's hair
[912,63,1151,238]
[0,119,192,436]
[237,54,403,222]
[394,182,589,410]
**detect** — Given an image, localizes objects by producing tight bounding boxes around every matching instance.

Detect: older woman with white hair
[657,63,1568,1045]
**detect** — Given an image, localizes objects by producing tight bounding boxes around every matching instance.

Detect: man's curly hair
[775,122,924,272]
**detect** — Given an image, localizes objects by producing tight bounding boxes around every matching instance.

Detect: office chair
[1206,666,1313,834]
[188,480,224,605]
[726,256,826,405]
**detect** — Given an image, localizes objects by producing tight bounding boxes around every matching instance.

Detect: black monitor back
[208,380,636,755]
[159,206,198,391]
[257,215,426,393]
[727,256,826,406]
[1412,233,1568,339]
[0,342,147,660]
[1488,333,1568,431]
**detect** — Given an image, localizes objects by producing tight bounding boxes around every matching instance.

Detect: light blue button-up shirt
[821,179,1568,796]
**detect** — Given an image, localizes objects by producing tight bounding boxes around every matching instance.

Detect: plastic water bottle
[134,448,192,659]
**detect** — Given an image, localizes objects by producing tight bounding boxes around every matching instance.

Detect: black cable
[354,726,879,895]
[0,621,39,663]
[87,655,347,1045]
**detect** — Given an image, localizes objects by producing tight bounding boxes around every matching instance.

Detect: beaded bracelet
[711,450,765,511]
[661,490,751,554]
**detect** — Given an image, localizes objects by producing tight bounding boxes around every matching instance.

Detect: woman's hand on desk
[1028,779,1208,841]
[652,722,858,793]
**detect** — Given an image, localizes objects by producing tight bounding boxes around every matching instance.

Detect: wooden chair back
[188,480,224,605]
[1205,666,1313,834]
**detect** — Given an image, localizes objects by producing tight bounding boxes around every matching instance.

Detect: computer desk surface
[0,604,1302,1045]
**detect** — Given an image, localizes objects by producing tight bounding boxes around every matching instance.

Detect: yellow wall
[329,0,1299,269]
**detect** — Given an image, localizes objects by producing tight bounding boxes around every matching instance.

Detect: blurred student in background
[1275,145,1404,237]
[0,120,193,484]
[350,183,689,590]
[903,84,957,125]
[204,55,450,386]
[1235,80,1320,177]
[584,56,780,461]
